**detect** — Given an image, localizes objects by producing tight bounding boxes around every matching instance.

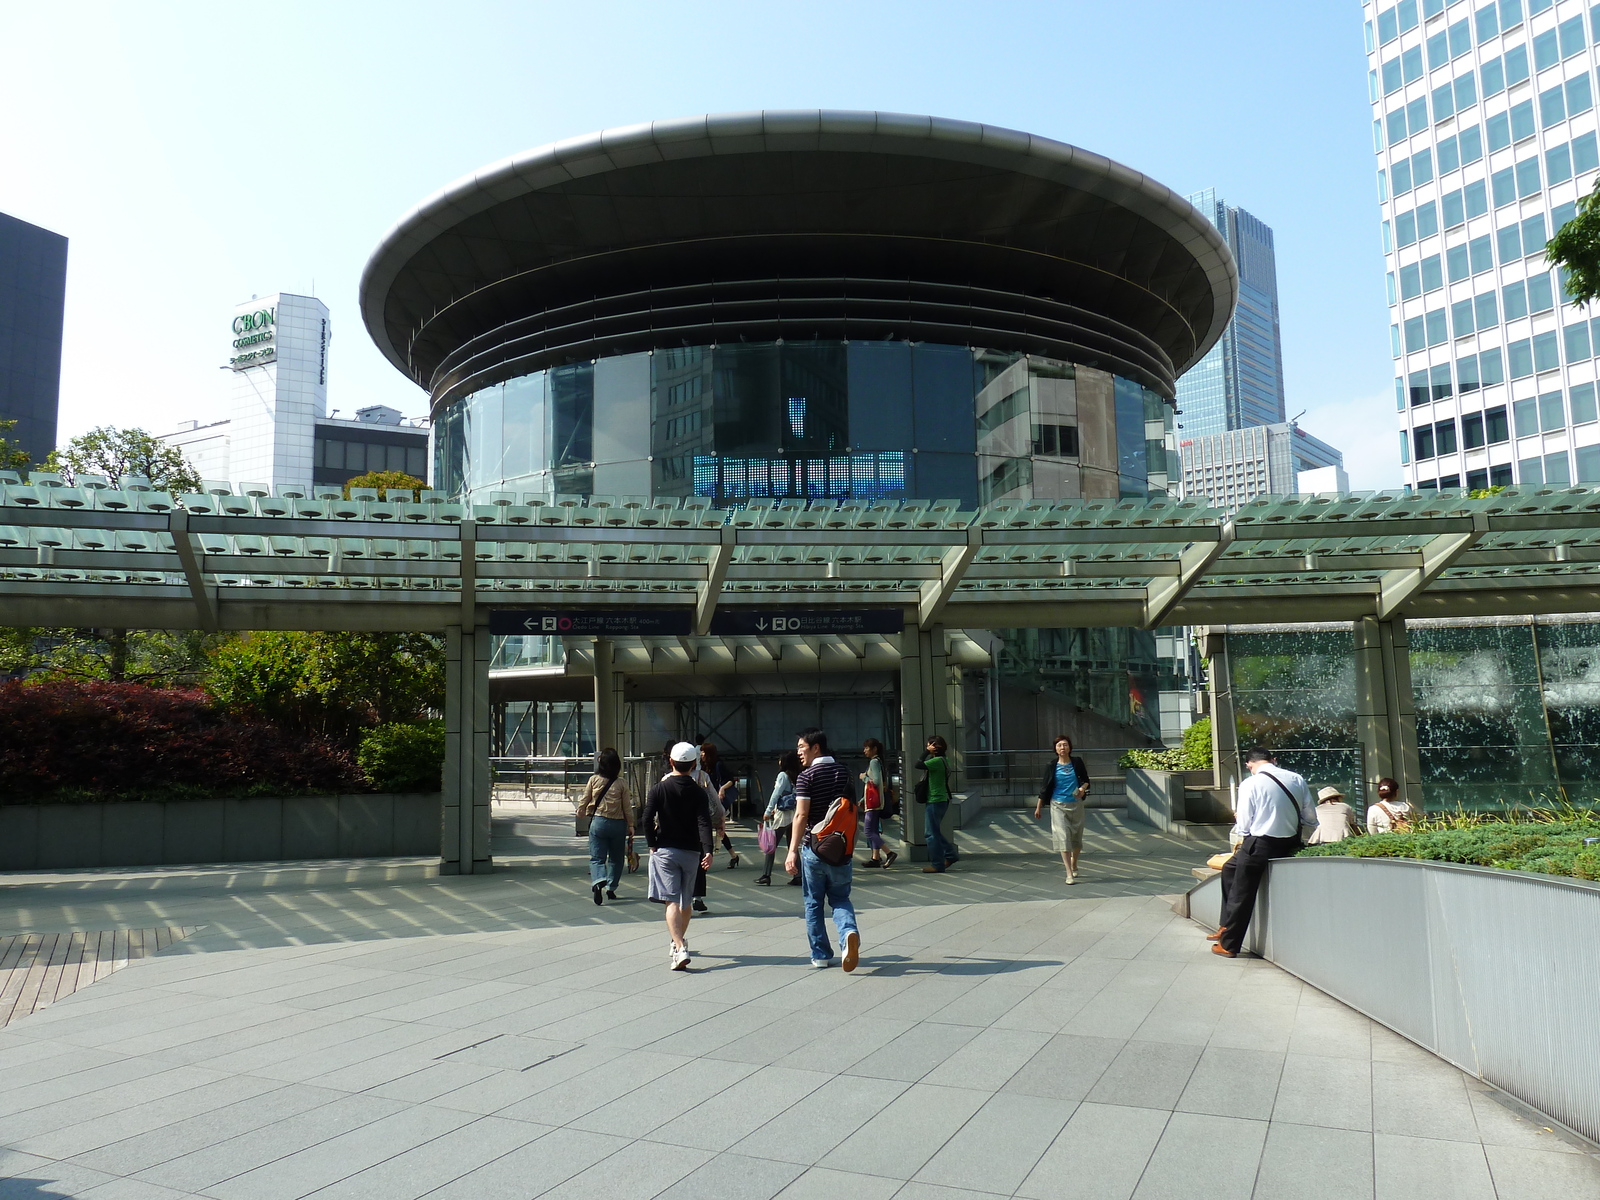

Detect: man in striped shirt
[784,727,862,972]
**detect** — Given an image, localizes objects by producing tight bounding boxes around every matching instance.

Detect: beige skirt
[1050,801,1085,853]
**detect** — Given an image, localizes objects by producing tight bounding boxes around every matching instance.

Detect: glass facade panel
[1230,630,1363,803]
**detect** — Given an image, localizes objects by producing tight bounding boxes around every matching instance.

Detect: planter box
[1186,857,1600,1146]
[0,794,442,871]
[1125,768,1224,832]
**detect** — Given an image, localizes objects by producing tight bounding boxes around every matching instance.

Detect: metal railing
[963,748,1128,805]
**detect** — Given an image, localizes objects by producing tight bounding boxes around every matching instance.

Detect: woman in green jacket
[918,736,958,873]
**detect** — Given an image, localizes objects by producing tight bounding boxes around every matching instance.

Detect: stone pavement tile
[818,1083,989,1180]
[1373,1133,1496,1200]
[846,1022,981,1083]
[1251,1121,1374,1199]
[923,1026,1052,1092]
[710,1012,841,1067]
[253,1023,486,1086]
[0,1035,95,1070]
[1130,1111,1268,1200]
[204,1103,477,1200]
[1129,992,1233,1047]
[0,1158,124,1197]
[1003,1032,1125,1102]
[774,1166,904,1200]
[648,1065,834,1153]
[194,1015,415,1076]
[1464,1087,1589,1154]
[1370,1059,1480,1143]
[298,1115,549,1200]
[2,1063,231,1143]
[568,1055,760,1139]
[80,1179,213,1198]
[536,1137,711,1200]
[894,1184,1011,1200]
[933,982,1044,1030]
[1485,1145,1600,1199]
[360,979,534,1025]
[1272,1053,1372,1132]
[1175,1047,1284,1122]
[1208,998,1297,1054]
[131,1092,410,1193]
[494,1048,694,1126]
[1085,1040,1202,1111]
[434,1032,580,1071]
[0,1044,131,1092]
[13,1072,282,1160]
[0,1053,173,1120]
[728,1074,909,1166]
[592,998,733,1049]
[427,1041,626,1117]
[775,1014,917,1073]
[412,1125,630,1200]
[1016,1101,1169,1200]
[639,1000,782,1058]
[363,1059,500,1103]
[69,1083,348,1177]
[1368,1023,1441,1066]
[651,1152,807,1200]
[1065,981,1181,1041]
[915,1092,1076,1194]
[1287,999,1372,1062]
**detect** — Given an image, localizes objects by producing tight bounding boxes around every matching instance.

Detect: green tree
[0,626,224,685]
[205,631,444,743]
[0,419,31,472]
[45,426,202,493]
[343,470,426,500]
[1546,178,1600,304]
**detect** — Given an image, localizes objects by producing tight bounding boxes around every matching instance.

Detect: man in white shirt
[1212,748,1317,958]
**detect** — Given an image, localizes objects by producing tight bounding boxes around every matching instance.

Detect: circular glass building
[361,111,1235,511]
[360,111,1238,756]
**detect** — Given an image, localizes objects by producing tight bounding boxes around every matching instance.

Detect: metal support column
[593,636,620,756]
[1204,628,1241,795]
[442,625,494,874]
[898,622,953,863]
[1354,616,1423,813]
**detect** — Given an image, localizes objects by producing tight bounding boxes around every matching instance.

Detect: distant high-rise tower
[0,212,68,467]
[1176,190,1288,438]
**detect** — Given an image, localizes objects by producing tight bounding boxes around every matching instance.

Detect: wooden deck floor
[0,927,197,1027]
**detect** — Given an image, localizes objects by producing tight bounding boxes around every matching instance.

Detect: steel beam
[168,510,218,632]
[694,525,736,635]
[1143,522,1234,629]
[918,526,981,627]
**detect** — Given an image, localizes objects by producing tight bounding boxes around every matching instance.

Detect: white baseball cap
[669,741,700,765]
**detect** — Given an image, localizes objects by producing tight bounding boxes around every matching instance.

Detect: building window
[1463,411,1486,448]
[1572,382,1598,424]
[1415,425,1436,460]
[1030,423,1079,457]
[1486,405,1510,443]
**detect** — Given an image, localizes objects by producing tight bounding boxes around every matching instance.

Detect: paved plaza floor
[0,810,1597,1200]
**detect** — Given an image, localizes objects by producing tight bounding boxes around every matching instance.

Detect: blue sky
[0,0,1399,487]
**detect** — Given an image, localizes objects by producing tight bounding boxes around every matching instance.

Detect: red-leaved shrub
[0,680,365,803]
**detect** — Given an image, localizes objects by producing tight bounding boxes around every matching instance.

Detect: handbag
[758,825,777,855]
[577,776,616,837]
[626,837,640,873]
[881,782,901,821]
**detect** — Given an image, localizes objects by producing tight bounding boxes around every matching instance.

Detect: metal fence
[1189,858,1600,1145]
[963,749,1128,805]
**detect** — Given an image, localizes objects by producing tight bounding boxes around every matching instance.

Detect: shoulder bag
[1261,771,1310,841]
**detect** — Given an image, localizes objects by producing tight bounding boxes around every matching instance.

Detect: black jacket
[1037,756,1091,803]
[642,774,715,853]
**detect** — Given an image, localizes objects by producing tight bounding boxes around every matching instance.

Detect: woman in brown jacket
[578,747,633,905]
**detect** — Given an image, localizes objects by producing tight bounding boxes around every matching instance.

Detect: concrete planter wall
[1125,768,1216,831]
[0,794,442,871]
[1186,857,1600,1145]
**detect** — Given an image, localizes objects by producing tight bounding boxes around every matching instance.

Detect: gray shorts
[648,847,701,908]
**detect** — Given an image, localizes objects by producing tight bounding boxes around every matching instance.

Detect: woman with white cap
[1306,785,1360,844]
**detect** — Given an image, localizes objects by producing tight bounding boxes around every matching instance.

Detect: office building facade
[159,293,428,490]
[1175,190,1288,438]
[1365,0,1600,490]
[1179,422,1346,512]
[0,213,68,467]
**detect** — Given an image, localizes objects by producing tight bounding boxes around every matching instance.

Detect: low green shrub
[1119,717,1213,772]
[357,721,445,793]
[1297,817,1600,880]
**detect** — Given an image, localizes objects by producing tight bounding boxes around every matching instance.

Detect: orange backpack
[809,785,860,865]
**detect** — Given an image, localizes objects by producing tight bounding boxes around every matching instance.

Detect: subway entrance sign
[708,609,904,636]
[487,610,693,636]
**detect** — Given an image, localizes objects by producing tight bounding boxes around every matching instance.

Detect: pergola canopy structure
[3,477,1600,633]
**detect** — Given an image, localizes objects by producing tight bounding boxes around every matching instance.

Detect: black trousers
[1218,834,1301,954]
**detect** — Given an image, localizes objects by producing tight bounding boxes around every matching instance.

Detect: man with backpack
[784,727,862,972]
[1210,748,1317,959]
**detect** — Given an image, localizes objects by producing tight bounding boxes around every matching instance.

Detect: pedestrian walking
[700,742,742,867]
[1306,785,1360,844]
[1365,777,1412,833]
[758,749,802,885]
[1210,748,1317,958]
[643,742,715,970]
[1033,735,1090,884]
[918,735,959,873]
[660,741,727,914]
[785,727,862,971]
[859,738,897,869]
[577,747,633,906]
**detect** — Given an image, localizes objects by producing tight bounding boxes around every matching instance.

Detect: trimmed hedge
[358,721,444,793]
[0,679,364,803]
[1297,820,1600,880]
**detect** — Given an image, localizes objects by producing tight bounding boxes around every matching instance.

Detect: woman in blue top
[1034,735,1090,885]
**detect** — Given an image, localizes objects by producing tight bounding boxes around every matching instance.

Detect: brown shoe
[921,865,946,874]
[1211,944,1238,958]
[1205,927,1226,942]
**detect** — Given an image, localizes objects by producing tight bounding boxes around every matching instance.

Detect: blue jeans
[800,843,858,962]
[588,816,628,889]
[925,801,956,867]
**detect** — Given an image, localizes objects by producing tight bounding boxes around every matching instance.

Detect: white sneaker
[671,945,691,971]
[810,958,835,968]
[842,931,860,973]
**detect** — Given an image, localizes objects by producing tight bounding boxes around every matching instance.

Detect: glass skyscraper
[1175,189,1288,438]
[1365,0,1600,490]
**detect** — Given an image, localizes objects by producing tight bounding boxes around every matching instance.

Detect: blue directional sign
[708,609,904,636]
[488,610,693,636]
